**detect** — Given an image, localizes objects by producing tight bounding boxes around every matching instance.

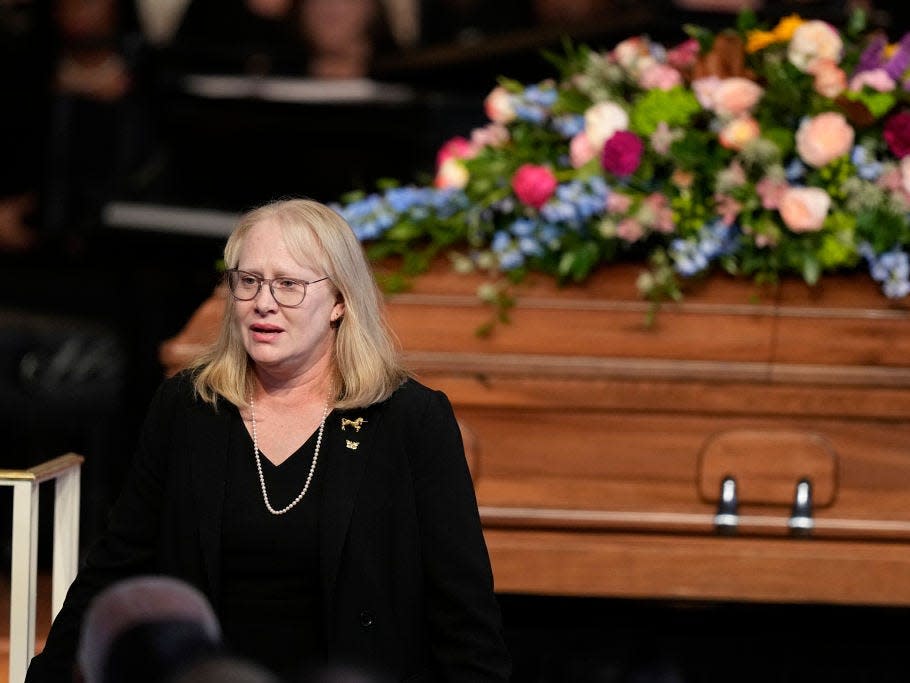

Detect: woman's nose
[254,282,278,311]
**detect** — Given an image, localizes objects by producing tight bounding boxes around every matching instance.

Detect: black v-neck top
[220,408,327,678]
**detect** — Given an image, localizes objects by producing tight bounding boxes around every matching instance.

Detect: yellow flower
[773,14,804,42]
[746,14,804,53]
[746,30,777,53]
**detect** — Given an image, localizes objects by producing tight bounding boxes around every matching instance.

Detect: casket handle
[788,478,814,536]
[713,475,739,534]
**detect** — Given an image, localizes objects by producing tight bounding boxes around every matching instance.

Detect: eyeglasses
[226,269,330,308]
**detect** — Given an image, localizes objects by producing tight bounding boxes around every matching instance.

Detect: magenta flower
[601,131,644,177]
[512,164,557,209]
[884,111,910,159]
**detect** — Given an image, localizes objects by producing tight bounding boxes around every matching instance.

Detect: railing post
[1,453,84,683]
[52,466,81,620]
[9,479,39,683]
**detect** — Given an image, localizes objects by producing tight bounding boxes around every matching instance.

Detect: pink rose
[849,68,896,93]
[606,191,633,214]
[601,131,643,176]
[795,112,854,168]
[484,86,516,124]
[718,116,760,151]
[885,111,910,159]
[715,194,743,226]
[638,63,682,91]
[788,20,843,73]
[435,136,474,170]
[641,193,674,233]
[470,123,509,149]
[666,38,700,70]
[756,176,789,209]
[900,156,910,195]
[809,58,846,98]
[512,164,557,209]
[692,76,721,110]
[778,187,831,232]
[712,78,764,118]
[616,217,644,242]
[569,131,597,168]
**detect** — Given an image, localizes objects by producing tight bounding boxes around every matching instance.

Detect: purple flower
[855,34,887,74]
[885,33,910,81]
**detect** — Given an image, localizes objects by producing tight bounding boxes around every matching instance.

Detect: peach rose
[484,86,516,124]
[788,20,843,73]
[584,101,629,150]
[778,187,831,232]
[712,78,764,118]
[569,131,597,168]
[719,116,761,151]
[809,58,846,98]
[901,156,910,196]
[795,112,854,168]
[434,157,469,189]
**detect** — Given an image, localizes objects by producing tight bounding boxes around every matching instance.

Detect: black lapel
[187,399,233,605]
[319,402,382,613]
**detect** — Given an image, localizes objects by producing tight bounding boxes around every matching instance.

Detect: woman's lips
[250,323,283,341]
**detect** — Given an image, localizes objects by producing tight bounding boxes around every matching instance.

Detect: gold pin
[341,417,366,432]
[346,440,360,450]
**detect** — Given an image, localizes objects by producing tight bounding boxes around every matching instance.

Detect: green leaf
[842,90,897,119]
[801,256,821,285]
[384,222,423,241]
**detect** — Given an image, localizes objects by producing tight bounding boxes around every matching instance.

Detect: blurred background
[2,0,909,680]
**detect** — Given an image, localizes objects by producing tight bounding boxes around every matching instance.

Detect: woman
[27,199,511,682]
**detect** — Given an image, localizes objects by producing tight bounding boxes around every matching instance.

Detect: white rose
[584,101,629,150]
[788,20,843,73]
[484,86,516,124]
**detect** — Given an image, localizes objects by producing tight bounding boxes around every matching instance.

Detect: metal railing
[0,453,84,683]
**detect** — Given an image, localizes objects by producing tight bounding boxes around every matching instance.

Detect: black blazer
[26,374,511,682]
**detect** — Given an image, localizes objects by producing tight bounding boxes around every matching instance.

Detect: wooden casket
[161,262,910,607]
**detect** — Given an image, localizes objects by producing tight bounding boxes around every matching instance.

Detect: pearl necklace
[249,394,328,515]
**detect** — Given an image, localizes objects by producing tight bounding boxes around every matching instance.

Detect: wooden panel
[697,430,837,507]
[485,529,910,606]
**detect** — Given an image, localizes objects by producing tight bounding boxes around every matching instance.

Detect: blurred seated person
[167,656,280,683]
[77,576,223,683]
[137,0,395,77]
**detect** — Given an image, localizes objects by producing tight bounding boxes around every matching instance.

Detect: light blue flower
[551,114,585,138]
[785,158,807,182]
[522,84,558,107]
[498,249,525,270]
[851,145,883,181]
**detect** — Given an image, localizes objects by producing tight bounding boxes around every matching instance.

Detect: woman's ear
[330,300,346,325]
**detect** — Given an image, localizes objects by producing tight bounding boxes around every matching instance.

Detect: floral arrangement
[335,11,910,323]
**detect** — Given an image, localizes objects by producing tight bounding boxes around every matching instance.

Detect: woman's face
[233,218,344,382]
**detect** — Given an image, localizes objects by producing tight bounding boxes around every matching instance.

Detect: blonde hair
[192,199,408,409]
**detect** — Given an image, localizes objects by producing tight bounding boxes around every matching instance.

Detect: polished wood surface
[160,262,910,605]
